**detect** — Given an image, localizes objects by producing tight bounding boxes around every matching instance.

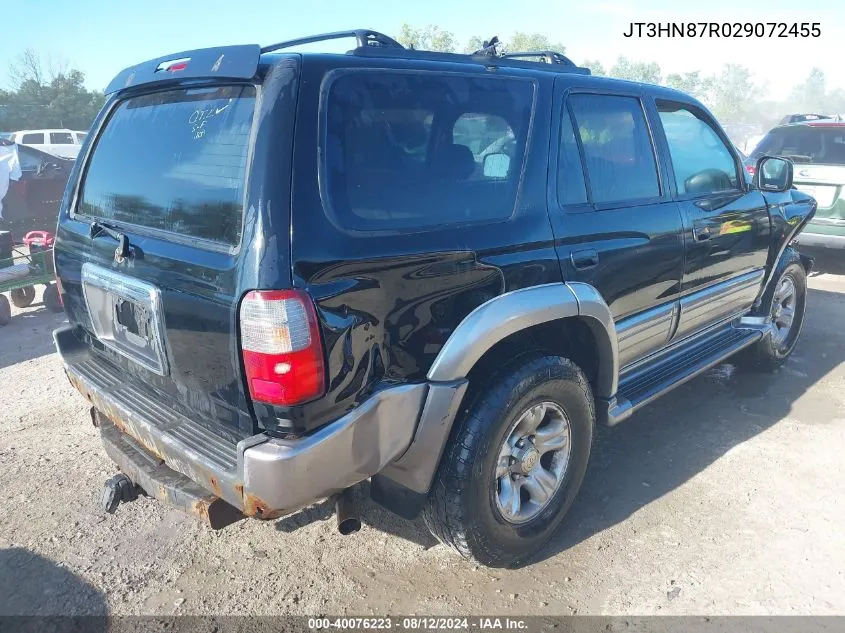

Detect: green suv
[750,120,845,248]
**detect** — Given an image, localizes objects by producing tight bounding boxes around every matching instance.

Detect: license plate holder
[82,263,169,376]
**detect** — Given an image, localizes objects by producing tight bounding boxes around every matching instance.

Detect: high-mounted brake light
[239,290,325,407]
[155,58,190,73]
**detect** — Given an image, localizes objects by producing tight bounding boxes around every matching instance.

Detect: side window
[76,132,88,143]
[569,94,660,205]
[21,133,44,145]
[557,109,587,205]
[50,132,74,144]
[657,102,739,195]
[323,72,534,230]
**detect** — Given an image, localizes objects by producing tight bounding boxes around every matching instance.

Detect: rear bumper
[796,230,845,249]
[54,325,428,521]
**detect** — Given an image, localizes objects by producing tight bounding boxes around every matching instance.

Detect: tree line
[2,32,843,134]
[0,50,104,132]
[397,24,845,131]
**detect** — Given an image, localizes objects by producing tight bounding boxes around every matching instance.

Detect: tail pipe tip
[335,488,361,536]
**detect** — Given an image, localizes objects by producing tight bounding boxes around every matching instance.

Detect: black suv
[53,30,816,568]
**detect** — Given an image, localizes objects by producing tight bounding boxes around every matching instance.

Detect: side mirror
[756,156,793,192]
[482,152,511,179]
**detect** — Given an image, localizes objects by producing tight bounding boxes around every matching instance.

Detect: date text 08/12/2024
[308,618,529,630]
[623,22,821,38]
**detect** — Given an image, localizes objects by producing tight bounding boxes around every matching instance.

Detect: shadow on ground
[0,305,65,370]
[280,286,845,563]
[274,482,438,549]
[0,547,107,622]
[535,286,845,565]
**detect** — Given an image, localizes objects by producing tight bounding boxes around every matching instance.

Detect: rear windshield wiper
[89,220,132,261]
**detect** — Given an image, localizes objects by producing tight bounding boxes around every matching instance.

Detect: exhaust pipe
[335,488,361,535]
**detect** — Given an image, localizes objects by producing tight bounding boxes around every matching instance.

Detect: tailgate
[793,165,845,217]
[56,83,263,440]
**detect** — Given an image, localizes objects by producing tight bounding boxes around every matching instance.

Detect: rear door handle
[571,249,599,270]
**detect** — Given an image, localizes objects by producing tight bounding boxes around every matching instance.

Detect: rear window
[322,72,534,231]
[753,126,845,165]
[77,86,255,247]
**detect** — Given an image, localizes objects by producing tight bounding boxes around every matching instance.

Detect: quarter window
[557,110,587,206]
[568,95,660,205]
[323,72,534,230]
[657,102,739,195]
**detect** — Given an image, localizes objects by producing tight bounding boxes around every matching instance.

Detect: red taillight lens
[239,290,325,407]
[745,164,756,176]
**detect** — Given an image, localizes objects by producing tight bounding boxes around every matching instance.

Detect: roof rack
[501,51,577,66]
[261,29,404,54]
[260,29,590,75]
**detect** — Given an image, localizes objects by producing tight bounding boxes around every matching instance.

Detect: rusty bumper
[55,325,428,524]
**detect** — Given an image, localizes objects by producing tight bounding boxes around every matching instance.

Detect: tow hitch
[101,473,140,513]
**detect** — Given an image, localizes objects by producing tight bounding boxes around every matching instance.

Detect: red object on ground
[23,230,55,248]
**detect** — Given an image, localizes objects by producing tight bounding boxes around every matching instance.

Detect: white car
[10,129,87,159]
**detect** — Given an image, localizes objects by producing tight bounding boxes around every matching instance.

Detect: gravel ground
[1,254,844,617]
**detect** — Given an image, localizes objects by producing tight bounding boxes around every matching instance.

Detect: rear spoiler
[104,44,261,95]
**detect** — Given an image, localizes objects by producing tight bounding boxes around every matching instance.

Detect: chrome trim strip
[616,301,676,368]
[675,269,764,339]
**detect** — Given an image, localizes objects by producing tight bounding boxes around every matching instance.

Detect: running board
[607,325,763,426]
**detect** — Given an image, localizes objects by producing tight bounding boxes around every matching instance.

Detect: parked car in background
[0,141,73,237]
[778,113,834,125]
[748,120,845,248]
[10,129,87,159]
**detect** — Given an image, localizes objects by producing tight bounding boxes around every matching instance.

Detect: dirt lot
[2,253,845,617]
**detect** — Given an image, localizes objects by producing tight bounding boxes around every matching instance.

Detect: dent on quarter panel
[307,251,505,386]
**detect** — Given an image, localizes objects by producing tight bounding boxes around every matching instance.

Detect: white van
[11,129,87,159]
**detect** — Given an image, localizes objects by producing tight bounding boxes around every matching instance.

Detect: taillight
[239,290,325,407]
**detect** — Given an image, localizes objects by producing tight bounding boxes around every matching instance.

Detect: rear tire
[43,283,63,313]
[10,285,35,308]
[423,355,594,568]
[736,254,807,372]
[0,295,11,326]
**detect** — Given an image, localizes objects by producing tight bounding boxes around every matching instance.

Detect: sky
[2,0,844,98]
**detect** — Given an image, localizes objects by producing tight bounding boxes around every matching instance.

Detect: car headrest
[431,144,476,180]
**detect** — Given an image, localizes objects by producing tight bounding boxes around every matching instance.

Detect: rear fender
[756,188,817,306]
[378,282,618,498]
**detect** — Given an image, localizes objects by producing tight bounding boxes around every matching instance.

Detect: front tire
[423,355,594,568]
[736,256,807,371]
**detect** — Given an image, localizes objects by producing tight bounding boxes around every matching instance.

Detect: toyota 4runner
[53,30,816,568]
